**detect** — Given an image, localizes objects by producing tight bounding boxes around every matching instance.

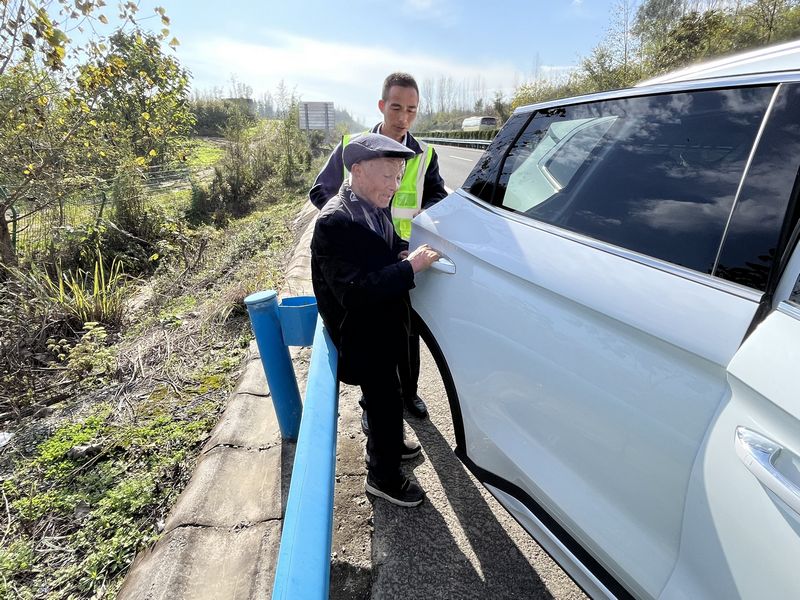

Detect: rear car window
[495,87,774,277]
[714,84,800,291]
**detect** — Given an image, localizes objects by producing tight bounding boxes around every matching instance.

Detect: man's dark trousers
[398,330,420,403]
[362,362,404,483]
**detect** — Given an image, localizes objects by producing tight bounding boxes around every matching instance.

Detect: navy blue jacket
[311,187,414,385]
[309,123,448,210]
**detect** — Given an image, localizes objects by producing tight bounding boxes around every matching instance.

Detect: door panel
[411,193,760,598]
[663,306,800,599]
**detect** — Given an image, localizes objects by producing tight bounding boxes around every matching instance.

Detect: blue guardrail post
[244,290,302,441]
[272,318,339,600]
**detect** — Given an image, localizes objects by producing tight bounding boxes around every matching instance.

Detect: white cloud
[179,30,529,124]
[568,0,591,19]
[402,0,456,25]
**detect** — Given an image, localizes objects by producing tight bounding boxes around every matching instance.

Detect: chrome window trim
[511,72,799,117]
[455,188,764,303]
[777,302,800,320]
[541,164,563,192]
[711,85,782,275]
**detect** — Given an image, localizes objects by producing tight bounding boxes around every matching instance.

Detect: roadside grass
[148,188,191,217]
[0,175,309,599]
[183,138,224,169]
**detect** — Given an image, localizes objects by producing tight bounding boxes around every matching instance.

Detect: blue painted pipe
[272,319,339,600]
[244,290,303,441]
[278,295,318,347]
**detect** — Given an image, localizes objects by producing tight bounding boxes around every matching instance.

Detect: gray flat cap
[343,133,415,169]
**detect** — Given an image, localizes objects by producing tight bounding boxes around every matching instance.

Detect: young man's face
[378,85,419,142]
[352,158,405,209]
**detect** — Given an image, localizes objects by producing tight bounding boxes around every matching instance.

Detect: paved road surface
[431,143,484,191]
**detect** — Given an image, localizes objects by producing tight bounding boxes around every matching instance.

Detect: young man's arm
[309,140,346,209]
[420,148,449,209]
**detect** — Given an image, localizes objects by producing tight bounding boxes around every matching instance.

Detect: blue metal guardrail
[417,136,491,150]
[272,317,339,600]
[244,291,306,440]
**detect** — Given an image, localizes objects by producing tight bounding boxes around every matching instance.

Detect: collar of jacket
[371,122,423,155]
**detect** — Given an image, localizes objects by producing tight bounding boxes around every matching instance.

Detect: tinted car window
[463,111,531,203]
[715,84,800,291]
[545,118,616,187]
[496,87,774,274]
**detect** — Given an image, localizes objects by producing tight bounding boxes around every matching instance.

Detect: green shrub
[187,179,219,224]
[60,322,118,382]
[112,163,160,241]
[44,222,108,274]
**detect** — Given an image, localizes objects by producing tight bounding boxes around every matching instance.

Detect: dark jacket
[308,123,448,210]
[311,187,415,385]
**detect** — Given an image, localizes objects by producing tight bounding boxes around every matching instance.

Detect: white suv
[411,40,800,599]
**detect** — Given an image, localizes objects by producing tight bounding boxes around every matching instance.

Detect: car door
[661,84,800,598]
[662,301,800,599]
[411,82,800,598]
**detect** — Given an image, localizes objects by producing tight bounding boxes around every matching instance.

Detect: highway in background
[430,143,484,192]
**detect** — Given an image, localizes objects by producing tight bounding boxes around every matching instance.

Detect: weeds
[30,253,128,330]
[0,398,216,598]
[58,323,118,383]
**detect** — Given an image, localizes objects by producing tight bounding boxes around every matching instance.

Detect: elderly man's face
[352,158,405,209]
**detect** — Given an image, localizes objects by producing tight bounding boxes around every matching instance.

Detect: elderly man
[311,132,440,507]
[310,72,447,427]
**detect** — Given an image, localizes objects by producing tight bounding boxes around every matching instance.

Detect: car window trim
[456,187,764,304]
[773,212,800,306]
[711,85,782,275]
[778,301,800,320]
[510,72,798,118]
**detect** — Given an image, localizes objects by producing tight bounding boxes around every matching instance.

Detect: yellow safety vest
[342,133,434,240]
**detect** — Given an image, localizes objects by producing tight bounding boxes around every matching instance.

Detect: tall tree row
[512,0,800,109]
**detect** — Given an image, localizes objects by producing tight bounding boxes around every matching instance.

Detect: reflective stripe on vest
[341,133,434,240]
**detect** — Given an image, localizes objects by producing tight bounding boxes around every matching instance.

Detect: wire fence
[4,163,210,256]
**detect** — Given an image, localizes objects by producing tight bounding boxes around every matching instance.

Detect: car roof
[636,38,800,86]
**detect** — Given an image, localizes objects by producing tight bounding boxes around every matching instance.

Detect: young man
[309,72,447,425]
[311,133,440,507]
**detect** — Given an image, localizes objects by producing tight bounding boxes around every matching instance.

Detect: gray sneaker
[365,475,425,507]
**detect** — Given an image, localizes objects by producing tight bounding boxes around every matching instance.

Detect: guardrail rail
[272,318,339,600]
[417,137,491,150]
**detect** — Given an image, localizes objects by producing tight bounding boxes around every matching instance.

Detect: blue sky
[136,0,619,123]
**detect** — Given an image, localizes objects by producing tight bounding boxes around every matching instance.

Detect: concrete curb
[118,201,318,600]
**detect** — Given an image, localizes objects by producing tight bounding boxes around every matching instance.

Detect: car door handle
[735,426,800,516]
[430,257,456,274]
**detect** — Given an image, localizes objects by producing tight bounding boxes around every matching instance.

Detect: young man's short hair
[382,72,419,100]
